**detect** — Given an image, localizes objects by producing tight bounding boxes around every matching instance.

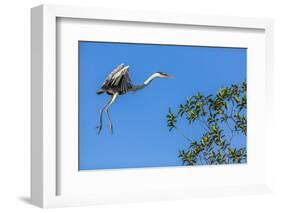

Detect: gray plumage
[96,64,173,135]
[96,64,133,95]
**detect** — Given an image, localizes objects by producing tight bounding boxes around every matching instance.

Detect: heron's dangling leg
[104,93,119,135]
[97,94,115,134]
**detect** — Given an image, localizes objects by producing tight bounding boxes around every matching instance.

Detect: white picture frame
[31,4,274,208]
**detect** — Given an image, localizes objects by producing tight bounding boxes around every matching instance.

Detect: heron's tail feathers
[96,89,105,95]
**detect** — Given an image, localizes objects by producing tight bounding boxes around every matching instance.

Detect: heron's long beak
[165,74,174,78]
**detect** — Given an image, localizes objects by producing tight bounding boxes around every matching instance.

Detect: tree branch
[174,127,193,143]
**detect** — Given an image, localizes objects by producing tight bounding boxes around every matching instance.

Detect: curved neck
[144,73,159,85]
[130,73,159,92]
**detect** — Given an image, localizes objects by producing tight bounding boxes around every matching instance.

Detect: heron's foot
[108,123,113,135]
[96,124,102,135]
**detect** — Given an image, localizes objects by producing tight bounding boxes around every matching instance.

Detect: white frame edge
[31,4,274,208]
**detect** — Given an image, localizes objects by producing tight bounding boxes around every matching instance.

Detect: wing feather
[101,64,133,94]
[101,63,125,87]
[120,71,132,93]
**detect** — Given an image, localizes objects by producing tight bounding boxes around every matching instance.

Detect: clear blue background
[79,41,246,170]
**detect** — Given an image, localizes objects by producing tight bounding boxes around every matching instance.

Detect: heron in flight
[96,64,173,134]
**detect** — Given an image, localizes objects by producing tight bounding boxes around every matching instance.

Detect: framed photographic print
[31,4,274,208]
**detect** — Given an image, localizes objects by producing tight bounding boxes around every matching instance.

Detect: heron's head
[155,72,174,79]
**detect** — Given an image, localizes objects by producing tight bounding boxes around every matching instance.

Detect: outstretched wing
[101,64,133,94]
[101,63,125,87]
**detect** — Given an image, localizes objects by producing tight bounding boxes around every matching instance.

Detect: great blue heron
[96,63,173,134]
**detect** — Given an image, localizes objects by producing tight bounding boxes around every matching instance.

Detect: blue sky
[79,41,246,170]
